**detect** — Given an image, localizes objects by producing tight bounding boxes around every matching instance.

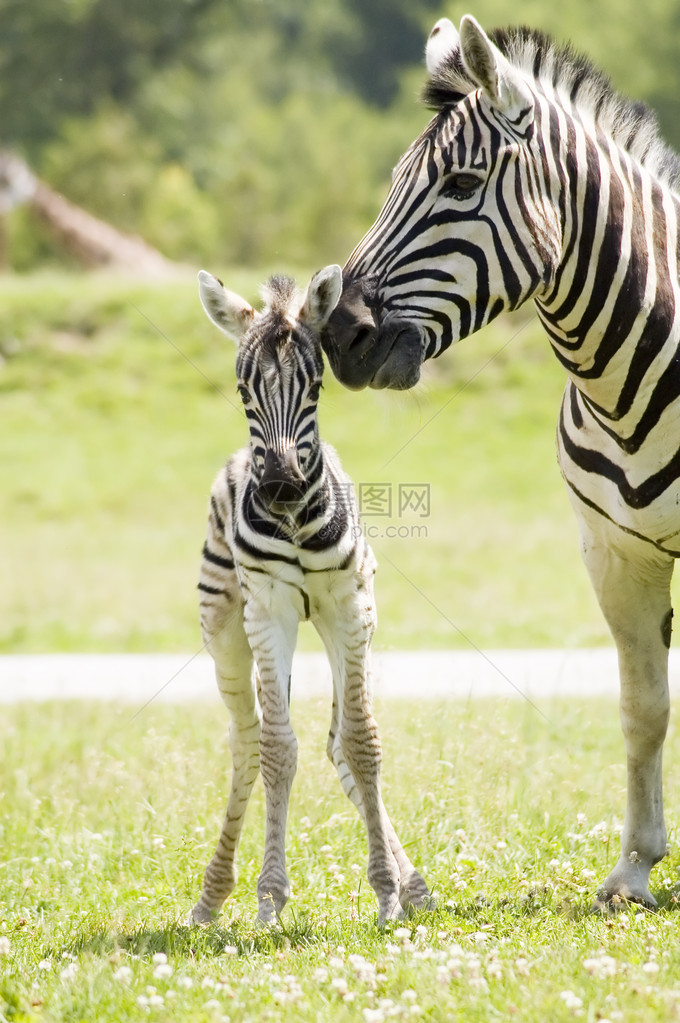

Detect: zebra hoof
[399,871,434,913]
[591,890,657,915]
[187,902,219,926]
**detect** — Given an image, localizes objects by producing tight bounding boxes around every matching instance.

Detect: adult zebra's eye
[441,172,482,200]
[237,385,251,405]
[308,381,322,402]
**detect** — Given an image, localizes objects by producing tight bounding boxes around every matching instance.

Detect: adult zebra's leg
[244,593,299,925]
[577,514,673,909]
[189,587,260,924]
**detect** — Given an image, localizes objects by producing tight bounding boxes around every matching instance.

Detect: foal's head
[198,265,342,510]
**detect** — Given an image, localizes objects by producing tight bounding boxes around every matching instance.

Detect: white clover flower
[222,945,237,957]
[363,1009,385,1023]
[38,959,51,972]
[486,960,503,981]
[137,995,149,1009]
[331,977,349,996]
[436,965,450,985]
[148,994,164,1008]
[153,964,173,980]
[203,998,221,1011]
[393,928,411,943]
[152,952,167,965]
[59,963,78,981]
[643,961,660,976]
[113,966,133,984]
[514,957,530,977]
[0,937,10,955]
[313,968,328,983]
[176,975,193,989]
[560,990,584,1011]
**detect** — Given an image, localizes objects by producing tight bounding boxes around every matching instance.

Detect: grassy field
[0,267,621,655]
[2,697,680,1021]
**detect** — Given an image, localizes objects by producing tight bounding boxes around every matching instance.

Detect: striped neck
[534,116,680,423]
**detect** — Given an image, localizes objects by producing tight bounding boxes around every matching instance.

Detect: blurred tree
[1,0,679,271]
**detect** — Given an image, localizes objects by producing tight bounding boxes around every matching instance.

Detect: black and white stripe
[189,266,430,925]
[323,15,680,909]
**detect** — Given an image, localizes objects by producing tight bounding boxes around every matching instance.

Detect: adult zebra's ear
[459,15,535,129]
[197,270,256,341]
[300,264,343,330]
[425,17,460,75]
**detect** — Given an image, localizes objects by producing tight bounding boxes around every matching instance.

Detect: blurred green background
[3,0,680,272]
[2,0,680,654]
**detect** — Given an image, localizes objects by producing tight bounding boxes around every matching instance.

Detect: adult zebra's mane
[424,25,680,193]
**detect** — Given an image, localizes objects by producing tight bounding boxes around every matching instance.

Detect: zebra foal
[189,265,430,926]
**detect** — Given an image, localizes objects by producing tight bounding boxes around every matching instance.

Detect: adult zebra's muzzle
[257,448,307,508]
[322,276,423,391]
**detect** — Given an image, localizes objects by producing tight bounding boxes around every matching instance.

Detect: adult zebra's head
[323,15,562,390]
[198,265,342,509]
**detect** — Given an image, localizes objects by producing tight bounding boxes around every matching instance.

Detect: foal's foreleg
[190,602,260,924]
[244,591,299,925]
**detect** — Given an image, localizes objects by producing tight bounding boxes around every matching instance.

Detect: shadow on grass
[444,886,680,924]
[57,911,334,962]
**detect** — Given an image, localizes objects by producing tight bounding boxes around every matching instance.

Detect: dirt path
[4,648,680,704]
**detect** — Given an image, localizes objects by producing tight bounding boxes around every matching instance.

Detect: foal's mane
[424,25,680,192]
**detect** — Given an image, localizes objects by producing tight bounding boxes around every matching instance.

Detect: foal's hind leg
[325,683,431,914]
[577,514,673,909]
[317,582,431,922]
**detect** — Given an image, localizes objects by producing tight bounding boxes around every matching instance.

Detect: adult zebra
[322,15,680,909]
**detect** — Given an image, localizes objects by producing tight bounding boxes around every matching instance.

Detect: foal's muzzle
[257,448,307,507]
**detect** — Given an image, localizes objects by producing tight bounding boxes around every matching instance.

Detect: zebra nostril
[348,326,375,353]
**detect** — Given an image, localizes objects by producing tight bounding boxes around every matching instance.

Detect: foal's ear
[197,270,256,341]
[300,264,343,330]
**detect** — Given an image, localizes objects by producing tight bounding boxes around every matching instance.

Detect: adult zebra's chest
[557,378,680,554]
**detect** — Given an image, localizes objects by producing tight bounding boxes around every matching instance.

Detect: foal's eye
[307,381,322,402]
[440,172,482,200]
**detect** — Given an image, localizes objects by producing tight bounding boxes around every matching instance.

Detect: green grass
[2,697,680,1021]
[0,268,618,654]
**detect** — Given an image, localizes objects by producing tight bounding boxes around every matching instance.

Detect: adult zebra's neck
[534,114,680,426]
